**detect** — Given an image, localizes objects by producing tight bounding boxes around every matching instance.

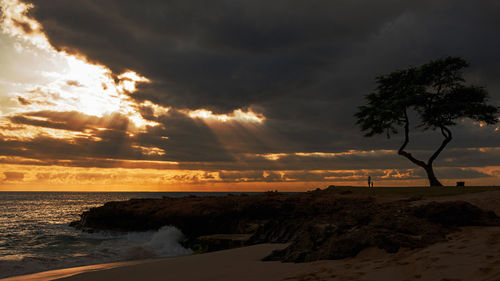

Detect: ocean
[0,191,247,279]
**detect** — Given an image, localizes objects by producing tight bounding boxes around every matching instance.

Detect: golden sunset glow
[187,109,265,124]
[117,71,151,93]
[1,0,49,48]
[2,160,498,191]
[0,0,498,191]
[0,0,159,134]
[253,150,396,161]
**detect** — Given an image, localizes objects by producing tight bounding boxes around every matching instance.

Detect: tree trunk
[397,153,443,186]
[424,165,443,187]
[397,110,449,187]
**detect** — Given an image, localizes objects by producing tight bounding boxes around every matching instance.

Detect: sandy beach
[5,227,499,281]
[3,189,500,281]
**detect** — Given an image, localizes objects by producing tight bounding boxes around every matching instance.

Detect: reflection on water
[0,191,246,278]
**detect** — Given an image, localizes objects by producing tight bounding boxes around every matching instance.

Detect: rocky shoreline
[70,189,500,262]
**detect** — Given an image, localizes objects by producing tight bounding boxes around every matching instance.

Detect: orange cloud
[2,171,24,181]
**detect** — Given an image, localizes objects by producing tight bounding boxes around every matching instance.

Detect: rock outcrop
[70,189,500,262]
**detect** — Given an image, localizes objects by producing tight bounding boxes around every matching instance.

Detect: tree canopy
[356,57,499,186]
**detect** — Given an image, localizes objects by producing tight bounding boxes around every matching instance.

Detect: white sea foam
[117,226,192,260]
[0,226,192,279]
[0,192,202,279]
[145,226,192,257]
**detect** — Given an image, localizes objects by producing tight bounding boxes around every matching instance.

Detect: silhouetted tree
[356,57,499,186]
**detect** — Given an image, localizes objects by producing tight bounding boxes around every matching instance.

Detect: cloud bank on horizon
[0,0,499,190]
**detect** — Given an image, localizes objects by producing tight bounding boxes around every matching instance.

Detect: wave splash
[122,226,192,260]
[0,226,192,279]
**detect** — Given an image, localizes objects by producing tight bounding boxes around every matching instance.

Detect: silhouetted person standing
[367,176,371,188]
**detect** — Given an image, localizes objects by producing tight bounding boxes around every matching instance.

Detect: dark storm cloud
[25,0,425,110]
[2,111,152,161]
[416,167,492,180]
[2,109,234,162]
[9,111,129,132]
[16,0,500,174]
[0,132,140,161]
[136,109,234,161]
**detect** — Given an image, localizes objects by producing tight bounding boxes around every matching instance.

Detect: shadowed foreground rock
[70,190,500,263]
[258,200,499,262]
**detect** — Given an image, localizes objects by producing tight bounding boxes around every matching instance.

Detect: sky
[0,0,499,191]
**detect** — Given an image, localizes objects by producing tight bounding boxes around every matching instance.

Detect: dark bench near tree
[356,57,499,186]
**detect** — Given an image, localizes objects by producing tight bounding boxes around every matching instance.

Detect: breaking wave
[0,192,204,279]
[0,226,191,279]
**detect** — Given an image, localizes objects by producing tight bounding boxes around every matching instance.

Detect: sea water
[0,191,245,278]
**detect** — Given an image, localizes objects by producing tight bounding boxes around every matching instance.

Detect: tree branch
[398,108,427,168]
[428,126,452,165]
[398,109,410,153]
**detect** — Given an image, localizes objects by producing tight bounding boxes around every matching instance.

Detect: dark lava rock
[69,190,500,263]
[255,200,500,262]
[411,201,500,226]
[190,234,252,253]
